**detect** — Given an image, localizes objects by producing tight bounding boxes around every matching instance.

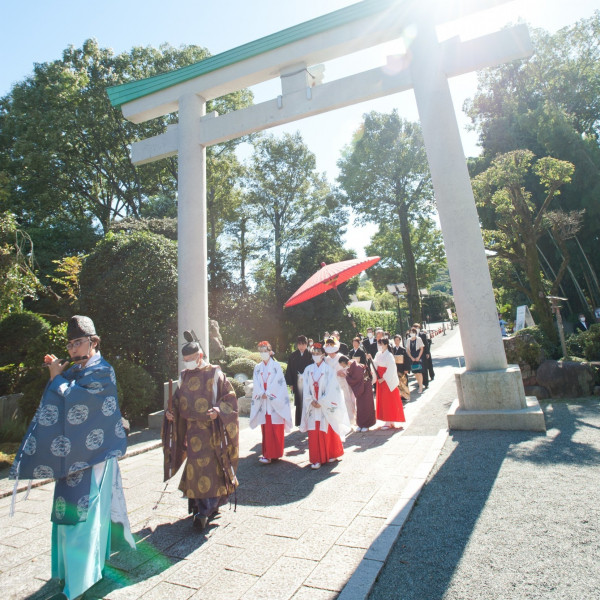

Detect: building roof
[106,0,396,107]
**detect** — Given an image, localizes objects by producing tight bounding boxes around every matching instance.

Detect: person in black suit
[348,337,367,366]
[413,323,433,387]
[362,327,378,360]
[574,313,591,333]
[285,335,314,426]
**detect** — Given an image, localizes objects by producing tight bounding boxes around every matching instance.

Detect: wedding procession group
[8,315,433,599]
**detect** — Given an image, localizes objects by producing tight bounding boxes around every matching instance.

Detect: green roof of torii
[106,0,397,107]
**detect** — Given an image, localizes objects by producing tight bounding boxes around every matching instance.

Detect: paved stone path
[0,330,463,600]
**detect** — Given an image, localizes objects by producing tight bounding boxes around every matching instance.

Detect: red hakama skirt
[308,420,343,465]
[261,413,285,459]
[376,367,406,423]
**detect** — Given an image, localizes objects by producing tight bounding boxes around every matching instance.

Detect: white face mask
[579,317,586,323]
[259,351,270,361]
[313,354,324,364]
[183,359,198,370]
[325,345,338,354]
[367,333,373,339]
[410,334,417,339]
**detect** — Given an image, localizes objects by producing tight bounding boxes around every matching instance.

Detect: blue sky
[2,0,598,254]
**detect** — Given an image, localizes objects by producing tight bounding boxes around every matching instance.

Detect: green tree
[0,39,253,267]
[79,230,177,385]
[337,111,435,323]
[465,14,600,310]
[472,150,577,343]
[0,212,41,317]
[245,132,347,350]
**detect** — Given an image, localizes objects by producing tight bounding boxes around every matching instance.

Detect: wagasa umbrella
[284,256,381,308]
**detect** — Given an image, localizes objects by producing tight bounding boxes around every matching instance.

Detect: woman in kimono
[10,315,134,600]
[374,337,406,430]
[250,341,293,464]
[300,343,351,469]
[338,355,376,432]
[324,337,356,427]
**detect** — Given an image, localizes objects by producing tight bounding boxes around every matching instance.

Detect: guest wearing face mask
[407,328,425,393]
[165,340,239,529]
[300,343,351,469]
[250,341,293,464]
[325,337,357,427]
[373,337,406,430]
[285,335,314,427]
[574,313,591,333]
[363,327,378,360]
[348,337,367,366]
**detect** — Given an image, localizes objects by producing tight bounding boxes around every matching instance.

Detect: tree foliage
[472,150,576,342]
[0,39,253,278]
[0,212,41,317]
[337,111,436,322]
[465,13,600,313]
[79,230,177,386]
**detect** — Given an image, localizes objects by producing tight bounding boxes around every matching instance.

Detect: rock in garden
[535,360,595,398]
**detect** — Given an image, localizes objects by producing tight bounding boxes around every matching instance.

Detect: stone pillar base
[447,396,546,431]
[447,366,546,431]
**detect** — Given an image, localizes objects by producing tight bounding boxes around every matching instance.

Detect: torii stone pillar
[108,0,545,430]
[178,94,209,358]
[409,14,544,430]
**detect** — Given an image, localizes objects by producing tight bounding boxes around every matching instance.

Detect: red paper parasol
[284,256,381,308]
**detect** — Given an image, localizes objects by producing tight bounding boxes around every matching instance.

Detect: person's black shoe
[193,514,208,529]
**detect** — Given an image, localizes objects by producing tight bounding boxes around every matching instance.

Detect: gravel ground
[369,397,600,600]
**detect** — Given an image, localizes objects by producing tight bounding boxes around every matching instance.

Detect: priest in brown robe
[164,341,239,529]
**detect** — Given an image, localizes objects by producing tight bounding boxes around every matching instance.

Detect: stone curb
[0,439,163,500]
[338,427,449,600]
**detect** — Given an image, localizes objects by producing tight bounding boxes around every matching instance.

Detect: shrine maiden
[374,337,406,430]
[300,342,351,469]
[250,341,293,463]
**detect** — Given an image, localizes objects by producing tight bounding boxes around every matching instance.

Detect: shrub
[0,417,28,443]
[350,306,398,336]
[224,346,253,367]
[247,352,261,363]
[79,231,178,385]
[566,324,600,362]
[228,357,258,377]
[504,333,545,369]
[277,361,287,376]
[515,325,560,360]
[113,358,158,421]
[229,377,246,399]
[0,311,50,366]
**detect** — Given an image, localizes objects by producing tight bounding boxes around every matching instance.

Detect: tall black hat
[66,315,96,340]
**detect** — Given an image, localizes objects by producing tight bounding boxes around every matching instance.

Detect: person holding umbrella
[300,343,351,469]
[250,341,293,464]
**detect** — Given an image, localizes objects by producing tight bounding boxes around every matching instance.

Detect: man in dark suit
[348,337,367,365]
[285,335,313,426]
[363,327,378,360]
[574,313,591,333]
[413,323,432,387]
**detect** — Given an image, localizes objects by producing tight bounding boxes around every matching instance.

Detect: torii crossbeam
[108,0,545,431]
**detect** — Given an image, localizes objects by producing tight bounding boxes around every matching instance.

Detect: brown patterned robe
[163,365,239,514]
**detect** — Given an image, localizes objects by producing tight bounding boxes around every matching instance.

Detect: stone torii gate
[108,0,545,431]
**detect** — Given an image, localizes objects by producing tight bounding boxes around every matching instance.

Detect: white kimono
[374,349,400,389]
[325,353,357,425]
[300,361,351,442]
[250,358,293,430]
